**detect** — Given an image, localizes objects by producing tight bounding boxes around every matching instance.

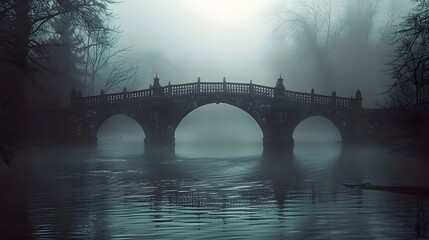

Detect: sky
[114,0,280,87]
[113,0,409,103]
[110,0,296,143]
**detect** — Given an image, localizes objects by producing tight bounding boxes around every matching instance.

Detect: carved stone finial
[250,80,252,84]
[153,73,161,88]
[223,77,226,82]
[198,77,201,82]
[355,89,363,108]
[275,73,285,90]
[100,89,104,95]
[355,89,362,99]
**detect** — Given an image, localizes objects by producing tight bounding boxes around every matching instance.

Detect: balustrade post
[311,88,314,104]
[168,81,172,95]
[223,77,227,93]
[100,89,107,105]
[123,87,127,100]
[331,91,337,108]
[354,89,363,109]
[249,80,254,95]
[197,77,201,93]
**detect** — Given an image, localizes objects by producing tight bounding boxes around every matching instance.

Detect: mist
[114,0,274,87]
[107,0,411,143]
[3,1,429,238]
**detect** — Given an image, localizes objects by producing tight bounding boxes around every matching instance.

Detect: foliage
[390,0,429,109]
[0,0,137,164]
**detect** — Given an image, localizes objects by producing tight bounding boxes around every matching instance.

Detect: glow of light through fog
[175,103,263,143]
[97,114,145,142]
[183,0,268,24]
[109,1,351,143]
[293,116,341,142]
[114,0,275,86]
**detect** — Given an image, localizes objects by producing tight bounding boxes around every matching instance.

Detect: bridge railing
[80,89,153,106]
[335,96,351,108]
[252,84,275,97]
[73,81,358,109]
[161,82,275,97]
[283,90,352,108]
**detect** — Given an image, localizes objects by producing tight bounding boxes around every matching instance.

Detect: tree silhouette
[275,0,341,89]
[0,0,119,165]
[275,0,403,100]
[388,0,429,153]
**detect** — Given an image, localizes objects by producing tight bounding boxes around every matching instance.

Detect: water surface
[1,142,428,239]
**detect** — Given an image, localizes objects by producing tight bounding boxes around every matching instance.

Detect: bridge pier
[141,108,176,145]
[263,131,294,146]
[144,132,175,145]
[261,109,295,147]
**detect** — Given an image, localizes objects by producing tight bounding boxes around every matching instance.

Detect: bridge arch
[173,102,265,143]
[292,114,344,142]
[95,113,146,142]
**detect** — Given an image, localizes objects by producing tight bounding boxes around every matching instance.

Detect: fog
[99,0,412,143]
[115,0,274,87]
[3,1,429,238]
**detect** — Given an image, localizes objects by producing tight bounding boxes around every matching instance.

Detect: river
[1,142,428,239]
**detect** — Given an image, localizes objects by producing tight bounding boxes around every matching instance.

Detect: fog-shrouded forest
[1,0,429,164]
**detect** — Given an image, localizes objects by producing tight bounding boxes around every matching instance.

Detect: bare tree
[388,0,429,153]
[275,0,342,89]
[103,62,140,93]
[79,26,138,95]
[275,0,405,101]
[276,0,339,49]
[342,0,378,46]
[390,0,429,107]
[0,0,119,165]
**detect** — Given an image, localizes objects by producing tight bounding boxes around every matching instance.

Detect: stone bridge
[58,75,365,146]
